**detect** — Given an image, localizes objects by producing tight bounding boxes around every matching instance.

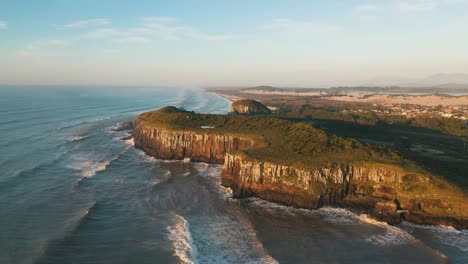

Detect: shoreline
[131,106,468,229]
[207,90,244,102]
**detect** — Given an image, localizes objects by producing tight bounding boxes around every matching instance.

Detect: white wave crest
[124,137,134,146]
[313,207,362,225]
[218,185,234,199]
[151,171,171,186]
[167,214,198,264]
[358,214,416,246]
[136,149,157,162]
[70,143,132,180]
[400,221,468,252]
[243,199,417,246]
[194,164,235,200]
[189,215,278,264]
[244,198,311,216]
[69,156,113,178]
[68,135,89,142]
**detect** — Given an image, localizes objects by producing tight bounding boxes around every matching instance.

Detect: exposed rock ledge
[132,107,468,229]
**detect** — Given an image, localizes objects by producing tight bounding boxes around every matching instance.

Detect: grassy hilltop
[138,106,411,171]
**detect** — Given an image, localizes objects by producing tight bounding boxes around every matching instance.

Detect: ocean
[0,86,467,264]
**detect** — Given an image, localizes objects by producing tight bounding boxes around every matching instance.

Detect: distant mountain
[398,73,468,88]
[237,85,468,95]
[419,73,468,86]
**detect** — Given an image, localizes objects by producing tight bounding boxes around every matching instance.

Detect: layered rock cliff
[133,106,468,228]
[221,154,468,228]
[133,125,253,164]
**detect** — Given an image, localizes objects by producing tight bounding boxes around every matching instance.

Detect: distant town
[343,104,468,121]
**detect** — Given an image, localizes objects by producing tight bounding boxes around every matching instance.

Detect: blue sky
[1,0,468,87]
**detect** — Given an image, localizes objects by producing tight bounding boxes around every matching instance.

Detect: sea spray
[167,214,198,264]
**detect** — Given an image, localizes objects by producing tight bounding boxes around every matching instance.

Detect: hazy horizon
[1,0,468,87]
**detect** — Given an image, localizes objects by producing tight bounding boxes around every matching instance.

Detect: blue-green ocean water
[0,86,466,264]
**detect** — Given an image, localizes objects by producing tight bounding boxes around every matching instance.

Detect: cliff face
[221,154,468,228]
[132,107,468,229]
[222,154,403,222]
[133,124,253,164]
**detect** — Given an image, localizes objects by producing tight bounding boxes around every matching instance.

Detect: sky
[1,0,468,87]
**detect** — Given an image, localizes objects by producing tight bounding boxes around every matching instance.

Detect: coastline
[207,90,244,102]
[131,106,468,229]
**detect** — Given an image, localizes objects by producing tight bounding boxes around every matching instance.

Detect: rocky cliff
[230,99,272,115]
[133,125,253,164]
[221,154,468,228]
[133,106,468,228]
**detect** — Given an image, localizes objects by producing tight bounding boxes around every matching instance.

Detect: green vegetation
[137,106,415,171]
[278,104,468,137]
[230,99,272,115]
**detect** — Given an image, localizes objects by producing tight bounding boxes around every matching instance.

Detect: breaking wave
[358,214,416,246]
[167,214,198,264]
[244,199,418,246]
[152,171,171,186]
[124,137,135,146]
[68,135,89,142]
[71,141,133,185]
[400,221,468,252]
[70,156,114,179]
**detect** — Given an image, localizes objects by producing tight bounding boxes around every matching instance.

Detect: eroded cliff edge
[133,106,468,229]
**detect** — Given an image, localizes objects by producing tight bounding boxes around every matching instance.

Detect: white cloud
[443,0,466,3]
[113,36,151,44]
[396,0,465,12]
[16,50,33,57]
[102,49,120,53]
[84,28,152,43]
[15,16,231,57]
[48,39,68,46]
[84,19,232,42]
[16,41,67,58]
[16,49,64,58]
[139,22,232,41]
[398,0,438,11]
[261,18,340,34]
[142,17,177,23]
[353,4,382,13]
[0,21,7,29]
[64,19,110,29]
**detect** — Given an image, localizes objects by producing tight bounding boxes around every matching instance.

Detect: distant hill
[242,86,288,92]
[418,73,468,86]
[229,99,272,115]
[238,85,468,95]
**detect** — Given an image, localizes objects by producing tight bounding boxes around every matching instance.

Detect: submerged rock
[114,121,134,131]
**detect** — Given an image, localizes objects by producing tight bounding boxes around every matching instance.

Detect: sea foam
[400,221,468,252]
[167,214,198,264]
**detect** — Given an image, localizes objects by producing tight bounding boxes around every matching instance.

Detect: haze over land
[1,0,468,87]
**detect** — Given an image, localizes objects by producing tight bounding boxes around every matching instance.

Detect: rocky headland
[229,99,272,115]
[132,105,468,229]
